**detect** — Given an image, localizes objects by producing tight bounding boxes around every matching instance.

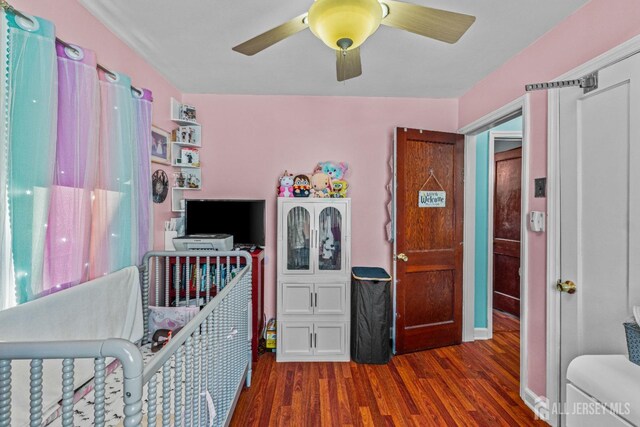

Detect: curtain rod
[0,0,143,96]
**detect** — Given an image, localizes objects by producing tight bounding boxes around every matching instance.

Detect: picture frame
[151,126,171,165]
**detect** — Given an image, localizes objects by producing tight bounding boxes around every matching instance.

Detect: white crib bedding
[45,343,176,426]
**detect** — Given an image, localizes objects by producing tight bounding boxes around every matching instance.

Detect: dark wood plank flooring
[231,310,543,426]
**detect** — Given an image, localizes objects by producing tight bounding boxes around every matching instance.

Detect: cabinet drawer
[279,321,348,358]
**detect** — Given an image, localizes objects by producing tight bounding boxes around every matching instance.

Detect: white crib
[0,250,252,426]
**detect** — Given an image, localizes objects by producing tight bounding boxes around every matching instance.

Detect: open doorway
[460,99,533,409]
[488,129,523,334]
[471,116,523,340]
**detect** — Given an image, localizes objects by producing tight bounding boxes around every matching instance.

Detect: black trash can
[351,267,392,364]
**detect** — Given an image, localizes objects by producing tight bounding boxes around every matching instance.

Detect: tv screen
[184,199,265,246]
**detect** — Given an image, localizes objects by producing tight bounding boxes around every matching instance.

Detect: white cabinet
[277,198,351,362]
[279,322,347,358]
[281,282,347,315]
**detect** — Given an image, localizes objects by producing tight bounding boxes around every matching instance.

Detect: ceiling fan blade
[336,48,362,82]
[381,1,475,44]
[232,13,309,56]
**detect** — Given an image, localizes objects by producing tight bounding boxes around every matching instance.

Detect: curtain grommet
[15,13,39,32]
[105,71,120,83]
[64,44,84,61]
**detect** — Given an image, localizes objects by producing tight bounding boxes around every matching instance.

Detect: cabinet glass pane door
[318,207,342,271]
[287,207,311,271]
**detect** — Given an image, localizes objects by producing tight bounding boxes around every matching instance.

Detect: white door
[280,322,314,356]
[281,283,313,315]
[559,52,640,420]
[315,283,347,315]
[314,323,346,356]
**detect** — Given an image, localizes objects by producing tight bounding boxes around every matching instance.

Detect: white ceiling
[79,0,590,98]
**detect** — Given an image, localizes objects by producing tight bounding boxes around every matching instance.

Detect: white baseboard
[523,387,550,424]
[473,328,491,340]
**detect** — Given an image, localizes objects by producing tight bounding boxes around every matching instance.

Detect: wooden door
[558,53,640,420]
[395,128,464,354]
[493,147,522,317]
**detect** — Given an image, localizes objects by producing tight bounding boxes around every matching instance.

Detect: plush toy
[330,180,348,198]
[278,171,294,197]
[310,172,331,198]
[316,161,348,180]
[293,174,311,197]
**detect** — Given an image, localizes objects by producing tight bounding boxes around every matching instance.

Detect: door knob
[557,280,576,294]
[396,253,408,262]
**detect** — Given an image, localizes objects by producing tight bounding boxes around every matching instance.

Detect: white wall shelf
[170,97,203,213]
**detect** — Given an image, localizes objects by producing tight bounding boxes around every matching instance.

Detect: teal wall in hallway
[474,116,522,328]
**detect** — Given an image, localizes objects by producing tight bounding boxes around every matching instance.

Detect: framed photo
[151,126,171,165]
[179,104,197,122]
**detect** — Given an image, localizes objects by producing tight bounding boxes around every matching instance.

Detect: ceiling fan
[232,0,475,82]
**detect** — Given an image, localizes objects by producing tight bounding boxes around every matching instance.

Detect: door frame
[546,33,640,427]
[487,131,523,339]
[458,95,531,403]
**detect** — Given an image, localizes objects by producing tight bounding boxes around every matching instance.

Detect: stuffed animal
[316,161,348,180]
[293,174,311,197]
[330,179,348,198]
[310,172,331,198]
[278,172,294,197]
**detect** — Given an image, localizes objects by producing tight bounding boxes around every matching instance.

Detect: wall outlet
[534,178,547,198]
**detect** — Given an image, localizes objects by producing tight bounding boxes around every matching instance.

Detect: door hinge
[525,71,598,94]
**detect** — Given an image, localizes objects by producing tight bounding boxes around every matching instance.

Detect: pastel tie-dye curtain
[0,10,154,309]
[133,88,154,263]
[90,71,137,278]
[43,42,99,291]
[3,12,57,304]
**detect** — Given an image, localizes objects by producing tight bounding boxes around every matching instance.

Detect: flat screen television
[184,199,265,246]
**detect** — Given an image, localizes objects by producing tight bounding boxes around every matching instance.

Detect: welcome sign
[419,190,446,208]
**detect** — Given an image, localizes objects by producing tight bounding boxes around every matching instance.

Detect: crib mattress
[45,344,172,427]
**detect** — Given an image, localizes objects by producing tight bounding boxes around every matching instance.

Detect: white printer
[173,234,233,251]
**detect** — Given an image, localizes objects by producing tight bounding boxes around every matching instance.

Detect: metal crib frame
[0,250,252,427]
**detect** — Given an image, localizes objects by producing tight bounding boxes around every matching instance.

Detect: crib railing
[140,250,253,427]
[0,339,144,427]
[0,250,252,427]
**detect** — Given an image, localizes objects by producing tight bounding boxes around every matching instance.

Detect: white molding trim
[462,135,477,342]
[392,130,398,354]
[524,387,550,423]
[520,94,532,403]
[546,87,561,427]
[487,130,523,342]
[545,32,640,427]
[458,94,531,407]
[473,327,491,340]
[78,0,180,91]
[459,97,525,135]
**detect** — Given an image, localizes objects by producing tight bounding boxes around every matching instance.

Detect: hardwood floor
[231,310,543,426]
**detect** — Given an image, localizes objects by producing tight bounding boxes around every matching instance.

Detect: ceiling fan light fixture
[308,0,382,50]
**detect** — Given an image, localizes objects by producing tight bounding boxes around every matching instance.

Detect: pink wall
[459,0,640,397]
[12,0,182,252]
[182,94,458,320]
